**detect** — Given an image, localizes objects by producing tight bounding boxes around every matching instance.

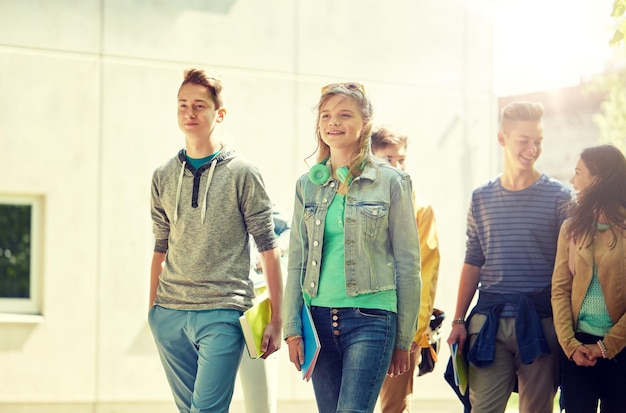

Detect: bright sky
[492,0,615,96]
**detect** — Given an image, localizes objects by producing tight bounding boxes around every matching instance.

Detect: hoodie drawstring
[173,160,186,224]
[200,158,218,224]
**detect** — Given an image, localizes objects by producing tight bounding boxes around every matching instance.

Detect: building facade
[0,0,496,411]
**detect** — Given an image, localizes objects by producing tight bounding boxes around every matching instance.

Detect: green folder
[450,342,469,396]
[239,297,271,359]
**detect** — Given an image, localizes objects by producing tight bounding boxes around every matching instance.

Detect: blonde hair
[313,84,373,180]
[499,101,544,133]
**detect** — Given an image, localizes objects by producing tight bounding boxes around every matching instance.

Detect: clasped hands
[571,343,603,367]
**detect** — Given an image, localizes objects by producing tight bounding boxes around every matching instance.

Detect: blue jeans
[148,306,244,413]
[559,332,626,413]
[310,306,397,413]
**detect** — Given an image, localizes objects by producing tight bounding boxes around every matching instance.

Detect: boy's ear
[217,107,227,122]
[497,131,505,147]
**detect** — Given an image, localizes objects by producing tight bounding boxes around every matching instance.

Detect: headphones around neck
[308,162,351,186]
[309,163,331,185]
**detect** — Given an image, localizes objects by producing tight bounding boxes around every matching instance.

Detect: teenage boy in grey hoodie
[148,68,283,413]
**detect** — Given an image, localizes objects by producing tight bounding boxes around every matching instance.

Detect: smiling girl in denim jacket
[282,83,421,413]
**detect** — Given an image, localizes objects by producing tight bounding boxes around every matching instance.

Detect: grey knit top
[150,146,277,312]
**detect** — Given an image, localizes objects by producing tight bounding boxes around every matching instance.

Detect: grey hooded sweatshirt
[150,147,277,312]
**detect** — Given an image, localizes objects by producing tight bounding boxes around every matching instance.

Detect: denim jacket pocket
[357,203,388,238]
[303,204,318,227]
[303,204,317,218]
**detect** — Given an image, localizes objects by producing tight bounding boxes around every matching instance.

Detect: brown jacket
[552,219,626,359]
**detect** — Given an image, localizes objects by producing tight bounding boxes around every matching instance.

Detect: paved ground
[228,398,561,413]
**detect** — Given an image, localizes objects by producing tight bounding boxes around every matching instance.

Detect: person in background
[238,207,290,413]
[446,101,571,413]
[552,144,626,413]
[148,68,283,413]
[371,125,441,413]
[282,82,421,413]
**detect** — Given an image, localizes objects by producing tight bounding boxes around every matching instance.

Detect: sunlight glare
[493,0,614,96]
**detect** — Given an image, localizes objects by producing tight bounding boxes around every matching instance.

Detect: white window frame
[0,193,43,317]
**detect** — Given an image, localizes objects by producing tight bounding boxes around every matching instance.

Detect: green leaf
[612,0,626,17]
[609,29,624,47]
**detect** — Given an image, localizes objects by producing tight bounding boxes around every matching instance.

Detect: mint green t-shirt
[309,194,397,311]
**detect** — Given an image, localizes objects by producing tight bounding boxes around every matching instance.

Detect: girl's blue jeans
[310,306,397,413]
[148,306,244,413]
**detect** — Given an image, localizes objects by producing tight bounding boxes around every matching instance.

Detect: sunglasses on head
[321,82,366,95]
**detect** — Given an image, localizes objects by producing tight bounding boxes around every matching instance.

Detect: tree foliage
[0,204,31,298]
[592,69,626,153]
[609,0,626,47]
[592,1,626,153]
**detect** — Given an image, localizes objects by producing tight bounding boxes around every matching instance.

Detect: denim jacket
[467,290,552,367]
[282,160,421,350]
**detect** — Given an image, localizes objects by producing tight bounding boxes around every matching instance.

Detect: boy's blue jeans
[310,306,397,413]
[148,306,244,413]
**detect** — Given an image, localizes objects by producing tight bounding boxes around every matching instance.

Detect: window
[0,194,43,315]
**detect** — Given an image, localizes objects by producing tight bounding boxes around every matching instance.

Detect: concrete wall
[0,0,496,410]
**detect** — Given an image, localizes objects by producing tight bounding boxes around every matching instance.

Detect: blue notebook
[301,304,321,381]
